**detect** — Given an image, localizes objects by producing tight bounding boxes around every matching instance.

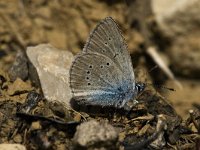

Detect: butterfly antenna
[148,65,158,73]
[145,83,176,92]
[139,65,158,83]
[142,65,175,91]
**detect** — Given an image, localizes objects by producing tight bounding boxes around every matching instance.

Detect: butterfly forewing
[83,17,135,83]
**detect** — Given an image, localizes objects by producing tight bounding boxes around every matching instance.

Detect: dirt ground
[0,1,199,149]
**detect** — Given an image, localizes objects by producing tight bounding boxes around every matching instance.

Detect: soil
[0,1,199,150]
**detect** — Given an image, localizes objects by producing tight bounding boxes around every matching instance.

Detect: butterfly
[69,17,145,108]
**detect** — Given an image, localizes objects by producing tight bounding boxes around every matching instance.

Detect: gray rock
[8,51,28,81]
[152,0,200,78]
[73,120,119,150]
[152,0,200,37]
[26,44,74,107]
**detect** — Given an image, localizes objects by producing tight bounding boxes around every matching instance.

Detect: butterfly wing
[70,53,134,107]
[83,17,135,85]
[70,17,136,107]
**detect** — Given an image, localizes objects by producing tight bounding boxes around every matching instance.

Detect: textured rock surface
[0,144,26,150]
[26,44,74,106]
[73,120,118,150]
[8,51,28,81]
[7,78,33,96]
[152,0,200,77]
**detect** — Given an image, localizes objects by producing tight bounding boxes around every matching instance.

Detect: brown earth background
[0,0,200,149]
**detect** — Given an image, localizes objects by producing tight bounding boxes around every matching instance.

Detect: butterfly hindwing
[70,53,134,106]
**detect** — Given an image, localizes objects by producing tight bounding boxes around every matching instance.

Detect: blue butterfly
[69,17,145,108]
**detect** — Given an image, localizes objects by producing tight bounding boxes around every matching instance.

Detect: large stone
[152,0,200,37]
[26,44,74,107]
[152,0,200,78]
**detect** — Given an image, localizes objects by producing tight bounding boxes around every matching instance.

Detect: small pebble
[13,134,22,143]
[31,121,42,130]
[73,120,119,149]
